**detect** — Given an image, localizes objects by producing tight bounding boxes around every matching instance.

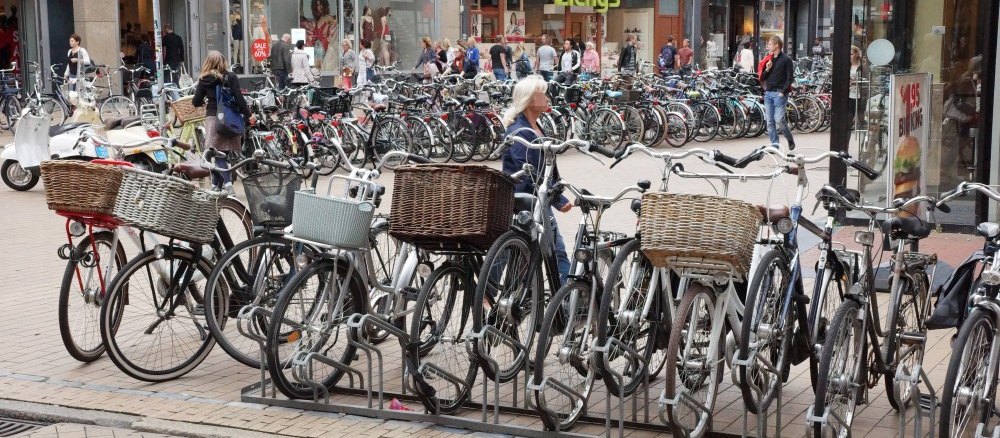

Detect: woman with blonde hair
[192,50,252,193]
[442,38,456,69]
[580,41,600,81]
[501,75,571,283]
[340,39,358,88]
[512,42,531,79]
[415,36,438,81]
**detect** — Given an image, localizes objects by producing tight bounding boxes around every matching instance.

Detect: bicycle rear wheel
[371,116,413,169]
[40,96,69,126]
[883,269,929,410]
[939,308,997,437]
[812,299,867,438]
[100,246,220,381]
[663,112,690,148]
[59,231,126,362]
[99,96,138,123]
[737,248,792,413]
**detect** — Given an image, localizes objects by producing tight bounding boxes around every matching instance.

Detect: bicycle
[99,64,153,122]
[808,191,948,437]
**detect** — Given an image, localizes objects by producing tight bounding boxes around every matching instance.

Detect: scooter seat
[48,123,89,137]
[103,116,142,131]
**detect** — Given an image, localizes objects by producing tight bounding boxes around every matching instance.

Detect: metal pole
[153,0,165,125]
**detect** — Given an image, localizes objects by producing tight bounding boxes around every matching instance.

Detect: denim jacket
[502,114,570,209]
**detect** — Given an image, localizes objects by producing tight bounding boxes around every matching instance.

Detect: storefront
[684,0,811,71]
[831,0,998,228]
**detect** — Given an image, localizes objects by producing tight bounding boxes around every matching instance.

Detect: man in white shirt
[534,34,557,81]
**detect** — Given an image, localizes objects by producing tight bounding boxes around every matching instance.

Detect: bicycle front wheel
[812,299,867,438]
[939,307,997,437]
[371,116,413,170]
[883,269,929,410]
[40,96,69,126]
[59,231,126,362]
[100,246,220,381]
[99,96,138,123]
[533,280,597,431]
[664,282,723,438]
[737,248,792,414]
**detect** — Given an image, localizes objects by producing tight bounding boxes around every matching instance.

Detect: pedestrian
[848,45,866,127]
[192,50,252,194]
[63,33,90,92]
[435,40,448,74]
[442,38,455,72]
[162,24,185,84]
[489,35,509,81]
[289,40,314,86]
[658,35,677,76]
[415,37,438,81]
[463,38,480,79]
[555,38,580,84]
[617,34,637,73]
[736,41,754,73]
[812,38,824,57]
[580,41,600,81]
[534,34,556,81]
[451,44,465,75]
[759,35,795,150]
[357,39,376,87]
[340,39,357,88]
[269,33,292,89]
[136,34,156,78]
[500,75,571,285]
[512,42,531,79]
[677,38,694,73]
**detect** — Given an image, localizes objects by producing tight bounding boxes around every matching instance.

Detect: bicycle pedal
[400,287,420,302]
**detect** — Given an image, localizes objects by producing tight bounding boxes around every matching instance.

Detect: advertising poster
[887,73,932,213]
[504,11,525,42]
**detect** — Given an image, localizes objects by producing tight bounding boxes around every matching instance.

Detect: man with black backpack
[658,35,677,76]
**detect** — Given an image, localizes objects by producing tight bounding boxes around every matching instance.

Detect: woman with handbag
[415,37,437,82]
[192,50,252,194]
[340,39,358,89]
[357,39,376,87]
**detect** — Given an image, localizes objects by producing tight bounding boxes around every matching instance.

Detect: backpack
[515,55,532,77]
[214,81,245,138]
[658,45,675,69]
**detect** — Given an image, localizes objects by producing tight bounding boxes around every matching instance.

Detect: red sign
[251,39,270,62]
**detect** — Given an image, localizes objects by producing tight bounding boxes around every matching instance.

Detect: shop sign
[553,0,621,13]
[887,73,931,212]
[251,39,270,62]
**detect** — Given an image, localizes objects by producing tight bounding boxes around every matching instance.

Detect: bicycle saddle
[605,90,622,99]
[173,159,211,180]
[576,188,611,211]
[459,95,477,105]
[514,193,536,214]
[977,222,1000,240]
[261,105,280,114]
[756,204,790,224]
[474,100,490,108]
[881,215,932,240]
[305,106,324,114]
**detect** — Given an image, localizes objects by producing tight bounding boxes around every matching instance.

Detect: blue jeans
[539,70,553,81]
[493,68,508,81]
[211,155,232,188]
[548,207,570,285]
[764,91,795,146]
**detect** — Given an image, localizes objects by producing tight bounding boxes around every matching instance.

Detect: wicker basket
[292,185,375,249]
[389,165,514,251]
[112,167,220,243]
[638,192,762,275]
[170,96,206,124]
[242,171,302,228]
[40,161,124,215]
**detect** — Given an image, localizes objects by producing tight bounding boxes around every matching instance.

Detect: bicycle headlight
[854,231,875,246]
[515,211,533,225]
[153,244,168,260]
[295,253,310,269]
[982,270,1000,286]
[69,221,87,237]
[774,217,794,235]
[574,249,591,263]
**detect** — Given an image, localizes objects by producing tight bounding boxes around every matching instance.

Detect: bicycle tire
[532,280,596,431]
[620,106,645,145]
[59,231,126,362]
[691,102,720,142]
[408,261,478,414]
[406,115,435,160]
[637,106,664,147]
[100,246,220,382]
[737,248,792,414]
[265,257,365,400]
[371,116,413,169]
[449,115,476,163]
[586,107,626,151]
[472,229,543,383]
[812,299,867,438]
[882,269,929,411]
[99,96,138,123]
[663,282,723,437]
[595,239,664,398]
[2,97,21,131]
[938,307,997,437]
[40,96,69,126]
[663,111,690,148]
[426,117,454,161]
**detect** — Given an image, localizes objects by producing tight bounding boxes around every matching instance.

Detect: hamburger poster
[888,73,931,214]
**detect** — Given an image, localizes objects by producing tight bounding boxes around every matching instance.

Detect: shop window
[659,0,679,16]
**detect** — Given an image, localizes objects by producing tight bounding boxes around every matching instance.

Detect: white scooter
[1,103,183,191]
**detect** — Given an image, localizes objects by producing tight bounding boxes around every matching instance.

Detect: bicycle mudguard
[926,250,986,330]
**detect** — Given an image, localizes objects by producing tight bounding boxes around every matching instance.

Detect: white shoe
[222,183,235,197]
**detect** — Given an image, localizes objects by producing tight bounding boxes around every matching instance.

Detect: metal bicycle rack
[731,348,783,438]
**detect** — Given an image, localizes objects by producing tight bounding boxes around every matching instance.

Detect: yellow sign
[553,0,621,13]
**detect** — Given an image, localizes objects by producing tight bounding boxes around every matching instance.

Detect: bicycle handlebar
[719,145,881,180]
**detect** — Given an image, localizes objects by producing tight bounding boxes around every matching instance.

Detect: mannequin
[230,2,243,66]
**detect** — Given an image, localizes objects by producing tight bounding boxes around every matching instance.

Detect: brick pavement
[19,423,182,438]
[0,132,983,437]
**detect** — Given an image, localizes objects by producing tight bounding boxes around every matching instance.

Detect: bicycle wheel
[426,117,454,161]
[620,106,645,145]
[204,236,305,368]
[691,102,720,142]
[371,116,413,169]
[812,299,867,438]
[218,198,253,250]
[586,108,626,150]
[472,229,543,383]
[265,257,365,400]
[408,261,478,414]
[939,308,997,437]
[99,96,138,123]
[449,115,476,163]
[745,103,767,138]
[664,282,723,437]
[883,269,929,411]
[637,107,664,147]
[40,96,69,126]
[59,231,126,362]
[532,280,596,431]
[663,112,690,148]
[1,97,21,131]
[100,246,221,381]
[469,115,495,162]
[595,239,664,398]
[406,116,435,160]
[737,248,792,414]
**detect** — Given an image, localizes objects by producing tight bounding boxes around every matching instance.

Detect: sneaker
[222,182,235,197]
[788,142,796,151]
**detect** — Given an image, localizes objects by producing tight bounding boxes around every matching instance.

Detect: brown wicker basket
[389,164,515,251]
[40,161,125,215]
[170,96,206,124]
[638,192,762,275]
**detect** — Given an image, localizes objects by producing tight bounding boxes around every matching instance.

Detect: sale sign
[887,73,931,212]
[251,39,270,62]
